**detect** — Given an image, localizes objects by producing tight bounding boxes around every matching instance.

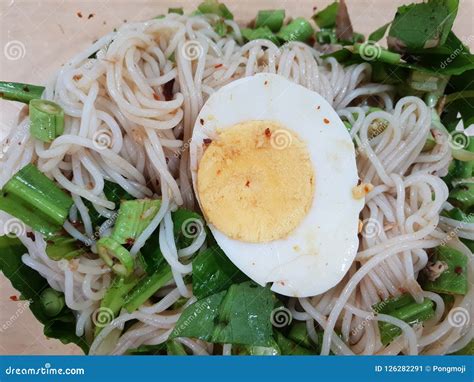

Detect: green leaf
[274,331,318,355]
[388,0,459,51]
[450,340,474,355]
[171,281,275,346]
[369,23,390,42]
[419,246,468,295]
[0,236,89,353]
[312,2,339,29]
[192,245,248,299]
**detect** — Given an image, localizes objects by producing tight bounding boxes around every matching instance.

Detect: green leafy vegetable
[192,245,248,299]
[449,183,474,211]
[0,236,88,353]
[420,246,468,295]
[373,294,435,345]
[0,164,73,237]
[171,281,275,346]
[368,23,390,42]
[388,0,459,51]
[166,339,188,355]
[274,331,318,355]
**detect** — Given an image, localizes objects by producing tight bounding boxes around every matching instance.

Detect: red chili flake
[245,180,250,187]
[125,238,135,246]
[203,138,213,145]
[200,118,204,125]
[73,74,83,81]
[264,128,271,137]
[214,63,223,68]
[9,295,18,301]
[454,266,463,275]
[26,232,35,241]
[153,92,160,101]
[77,11,83,18]
[323,118,330,124]
[88,13,95,19]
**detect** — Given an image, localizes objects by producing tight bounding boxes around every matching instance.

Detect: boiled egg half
[189,73,364,297]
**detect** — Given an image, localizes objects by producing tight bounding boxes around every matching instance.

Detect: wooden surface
[0,0,473,355]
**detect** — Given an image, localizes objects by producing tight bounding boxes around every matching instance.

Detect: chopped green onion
[0,164,73,236]
[124,265,173,312]
[197,0,233,20]
[419,246,468,296]
[112,199,162,245]
[168,7,183,15]
[373,294,435,345]
[241,26,279,45]
[0,81,44,103]
[97,237,134,276]
[95,275,138,335]
[255,10,285,32]
[277,17,314,43]
[40,288,65,317]
[312,1,339,29]
[46,234,88,260]
[29,99,64,143]
[167,340,187,355]
[448,183,474,210]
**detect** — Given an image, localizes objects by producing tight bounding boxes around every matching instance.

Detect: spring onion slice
[255,10,285,32]
[29,99,65,143]
[97,237,134,276]
[277,17,314,43]
[0,81,45,103]
[0,164,73,236]
[241,27,279,45]
[112,199,162,245]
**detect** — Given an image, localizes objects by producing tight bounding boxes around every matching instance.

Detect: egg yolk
[197,120,315,243]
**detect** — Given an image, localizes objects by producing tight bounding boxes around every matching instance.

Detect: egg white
[190,73,364,297]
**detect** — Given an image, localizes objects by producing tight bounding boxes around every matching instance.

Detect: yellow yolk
[197,120,315,243]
